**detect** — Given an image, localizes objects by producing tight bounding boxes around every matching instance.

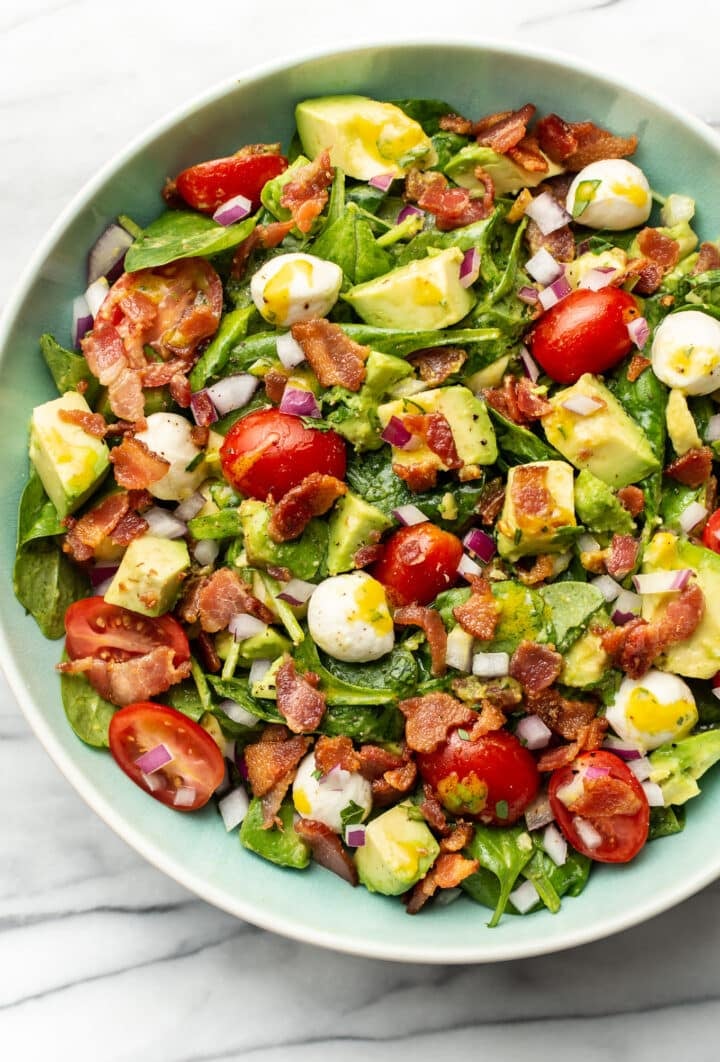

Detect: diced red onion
[585,764,610,780]
[381,416,413,448]
[218,698,259,728]
[89,564,119,587]
[524,792,554,831]
[627,316,650,350]
[679,501,708,534]
[602,736,643,760]
[95,575,115,597]
[228,614,268,641]
[628,756,652,782]
[457,553,484,580]
[633,569,693,595]
[509,879,540,914]
[445,626,474,673]
[398,204,424,224]
[463,528,496,562]
[345,824,366,847]
[277,578,317,606]
[135,743,172,774]
[572,815,602,850]
[561,394,604,416]
[218,786,250,830]
[516,714,552,750]
[72,295,93,347]
[276,332,306,369]
[524,191,572,235]
[579,267,616,292]
[235,749,249,780]
[248,659,272,688]
[591,574,622,603]
[642,780,665,807]
[611,588,642,625]
[392,504,428,526]
[190,389,219,427]
[144,506,187,540]
[142,770,163,793]
[517,285,540,305]
[525,247,564,286]
[472,651,509,678]
[459,247,480,288]
[368,173,394,192]
[174,492,205,522]
[706,414,720,442]
[87,222,134,285]
[193,539,219,567]
[542,823,568,867]
[279,386,320,419]
[578,532,601,553]
[538,273,572,311]
[519,345,540,383]
[207,374,259,416]
[212,194,253,226]
[173,786,197,808]
[85,276,110,318]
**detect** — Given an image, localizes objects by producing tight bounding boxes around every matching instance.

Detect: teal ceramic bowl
[2,41,720,963]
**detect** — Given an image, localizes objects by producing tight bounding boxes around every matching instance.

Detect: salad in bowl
[14,89,720,928]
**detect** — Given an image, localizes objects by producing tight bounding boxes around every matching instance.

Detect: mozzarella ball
[250,253,343,327]
[307,571,395,663]
[651,310,720,395]
[566,159,652,231]
[292,751,373,833]
[606,669,698,751]
[134,412,206,501]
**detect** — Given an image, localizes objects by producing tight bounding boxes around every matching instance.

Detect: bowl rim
[4,36,720,964]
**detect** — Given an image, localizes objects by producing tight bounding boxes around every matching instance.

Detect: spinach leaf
[40,334,100,403]
[538,581,605,653]
[462,824,534,926]
[396,212,500,266]
[345,182,389,215]
[325,167,346,226]
[521,843,591,912]
[429,132,468,171]
[14,538,90,639]
[294,638,415,706]
[60,667,116,747]
[17,471,64,548]
[488,407,561,465]
[321,703,405,743]
[240,797,310,868]
[163,679,208,722]
[124,211,257,270]
[311,204,392,285]
[434,587,471,629]
[207,676,283,724]
[692,680,720,726]
[189,305,255,390]
[390,98,456,135]
[319,645,417,700]
[610,361,667,540]
[649,804,686,841]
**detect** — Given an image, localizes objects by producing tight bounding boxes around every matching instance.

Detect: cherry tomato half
[175,151,288,213]
[65,598,190,666]
[528,287,640,384]
[370,523,463,607]
[417,729,539,825]
[109,702,225,811]
[548,749,650,863]
[219,408,347,500]
[702,510,720,552]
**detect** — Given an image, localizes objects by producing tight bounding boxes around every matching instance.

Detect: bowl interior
[2,41,719,963]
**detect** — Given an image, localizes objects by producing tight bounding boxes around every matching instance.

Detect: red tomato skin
[548,750,650,863]
[417,729,540,824]
[219,409,346,500]
[65,598,190,665]
[702,510,720,553]
[175,154,288,213]
[528,288,640,384]
[109,702,224,811]
[369,524,463,607]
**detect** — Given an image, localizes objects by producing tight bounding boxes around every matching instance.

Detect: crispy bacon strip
[626,355,651,383]
[394,605,448,677]
[62,492,131,563]
[441,822,474,853]
[665,447,714,489]
[294,819,358,885]
[275,656,326,734]
[516,554,556,587]
[404,168,494,231]
[59,647,191,706]
[525,217,575,263]
[314,735,360,776]
[602,583,705,678]
[694,242,720,275]
[371,759,418,808]
[637,228,681,272]
[605,534,640,580]
[268,473,347,542]
[399,693,476,754]
[402,412,462,470]
[264,367,288,404]
[564,775,643,818]
[404,853,479,914]
[626,258,664,296]
[357,744,408,781]
[244,724,310,797]
[476,478,506,525]
[509,641,562,694]
[82,323,145,423]
[420,783,450,834]
[109,435,170,490]
[197,567,274,632]
[230,220,296,279]
[109,509,149,546]
[291,318,368,391]
[535,716,608,772]
[617,486,644,517]
[561,120,638,171]
[483,375,551,425]
[452,576,500,641]
[354,542,384,569]
[408,346,467,386]
[439,112,474,135]
[507,135,548,173]
[279,149,334,233]
[511,463,553,520]
[535,114,578,162]
[475,104,536,154]
[525,687,598,741]
[393,459,440,493]
[58,408,109,438]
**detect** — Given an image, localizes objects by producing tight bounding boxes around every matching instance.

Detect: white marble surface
[3,1,720,1058]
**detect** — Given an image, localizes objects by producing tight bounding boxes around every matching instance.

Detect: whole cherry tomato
[174,150,288,213]
[702,510,720,553]
[369,523,463,606]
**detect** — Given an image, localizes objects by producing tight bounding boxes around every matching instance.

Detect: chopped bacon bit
[197,567,274,632]
[637,228,681,272]
[399,693,476,754]
[469,699,507,739]
[626,257,664,296]
[405,852,479,914]
[420,783,450,834]
[176,574,207,624]
[244,724,310,797]
[291,318,368,392]
[59,647,191,706]
[264,367,288,404]
[190,424,210,449]
[260,771,295,830]
[266,563,292,582]
[507,135,548,173]
[507,187,533,224]
[404,168,494,231]
[275,655,326,734]
[452,576,500,640]
[509,640,562,694]
[359,746,416,809]
[475,104,536,154]
[394,604,448,677]
[616,486,645,517]
[108,510,149,547]
[511,463,553,519]
[440,821,474,853]
[268,472,347,542]
[63,492,132,563]
[82,323,145,423]
[393,458,441,493]
[314,735,360,776]
[169,372,191,408]
[58,408,108,438]
[439,112,474,135]
[536,113,578,163]
[657,581,705,645]
[408,346,467,386]
[706,475,718,517]
[354,542,384,569]
[516,554,556,587]
[279,149,334,233]
[627,354,651,383]
[109,435,170,490]
[525,217,575,263]
[484,375,552,425]
[537,742,580,772]
[665,446,714,488]
[605,534,640,580]
[402,412,462,470]
[195,630,221,674]
[565,775,643,818]
[562,120,638,172]
[452,675,523,710]
[377,759,417,800]
[357,744,408,781]
[694,242,720,275]
[189,389,217,427]
[476,478,506,526]
[139,358,188,388]
[294,818,358,885]
[602,583,704,678]
[525,687,598,741]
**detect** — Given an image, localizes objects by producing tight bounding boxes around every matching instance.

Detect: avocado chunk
[649,729,720,805]
[378,384,497,483]
[215,625,290,662]
[444,144,564,194]
[573,469,635,535]
[295,95,436,180]
[327,492,392,575]
[326,350,413,451]
[239,499,328,581]
[355,803,440,896]
[104,535,190,617]
[29,391,110,518]
[641,532,720,679]
[496,460,577,561]
[240,796,310,868]
[561,626,611,687]
[343,247,475,330]
[541,374,660,489]
[666,389,702,456]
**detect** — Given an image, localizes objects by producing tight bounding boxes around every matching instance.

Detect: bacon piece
[195,630,221,674]
[452,576,500,640]
[291,318,368,391]
[197,567,274,631]
[109,435,170,490]
[602,583,704,679]
[507,135,548,173]
[452,675,523,711]
[314,735,360,776]
[394,605,448,677]
[469,699,507,739]
[516,554,556,587]
[140,358,190,388]
[616,486,644,517]
[536,113,578,162]
[260,770,296,830]
[626,258,664,296]
[399,693,476,754]
[108,510,149,547]
[59,646,191,706]
[268,473,347,542]
[354,542,385,569]
[404,169,494,231]
[637,228,681,272]
[565,775,643,818]
[230,221,295,279]
[525,687,598,741]
[657,581,705,645]
[512,463,553,519]
[266,563,291,583]
[475,104,535,154]
[82,323,145,422]
[62,492,131,563]
[357,744,408,781]
[439,112,474,135]
[665,446,714,488]
[294,818,358,885]
[264,367,288,404]
[169,372,191,408]
[605,534,640,579]
[536,743,579,772]
[694,242,720,275]
[483,375,551,425]
[393,459,440,493]
[372,759,418,808]
[562,120,638,172]
[626,354,651,383]
[404,853,479,914]
[525,217,575,263]
[279,149,334,233]
[58,408,108,438]
[408,346,467,386]
[275,656,326,734]
[476,478,506,525]
[440,821,474,853]
[402,412,462,470]
[244,724,310,797]
[420,783,450,834]
[509,641,562,694]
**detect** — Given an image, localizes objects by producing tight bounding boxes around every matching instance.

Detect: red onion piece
[457,553,484,580]
[144,507,187,540]
[524,191,571,235]
[174,492,205,522]
[578,267,616,291]
[459,247,480,288]
[279,386,320,418]
[525,247,563,286]
[218,786,250,830]
[632,569,693,594]
[572,815,602,850]
[207,373,259,416]
[642,780,665,807]
[627,315,650,350]
[706,414,720,442]
[85,276,110,318]
[524,792,554,830]
[585,764,610,780]
[72,295,93,347]
[519,345,540,383]
[213,194,253,226]
[591,574,622,602]
[471,651,509,678]
[277,578,317,605]
[89,564,119,587]
[515,714,552,750]
[628,757,652,782]
[517,285,540,305]
[345,824,366,847]
[368,173,394,192]
[276,332,306,369]
[538,273,572,311]
[611,588,642,624]
[561,394,604,416]
[392,504,428,526]
[397,204,424,224]
[190,389,219,427]
[602,736,643,761]
[509,879,540,914]
[87,222,134,285]
[463,528,496,562]
[219,697,259,727]
[679,501,708,534]
[135,743,172,774]
[542,823,567,867]
[174,786,197,808]
[381,415,413,448]
[228,614,268,641]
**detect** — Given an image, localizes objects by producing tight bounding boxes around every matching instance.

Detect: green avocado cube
[355,803,440,896]
[327,492,392,575]
[104,535,189,617]
[496,460,577,561]
[445,144,564,194]
[29,391,110,518]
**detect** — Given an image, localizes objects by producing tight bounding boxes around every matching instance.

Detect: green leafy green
[462,824,534,926]
[488,407,561,466]
[124,211,257,270]
[14,538,90,639]
[294,637,416,706]
[241,501,328,582]
[339,800,366,828]
[207,676,283,725]
[488,582,550,654]
[648,805,686,841]
[189,305,255,390]
[390,98,456,135]
[311,204,392,285]
[610,358,667,540]
[240,797,310,868]
[538,582,605,653]
[60,667,116,747]
[396,212,500,266]
[163,679,207,722]
[17,471,64,548]
[321,702,404,743]
[40,334,100,403]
